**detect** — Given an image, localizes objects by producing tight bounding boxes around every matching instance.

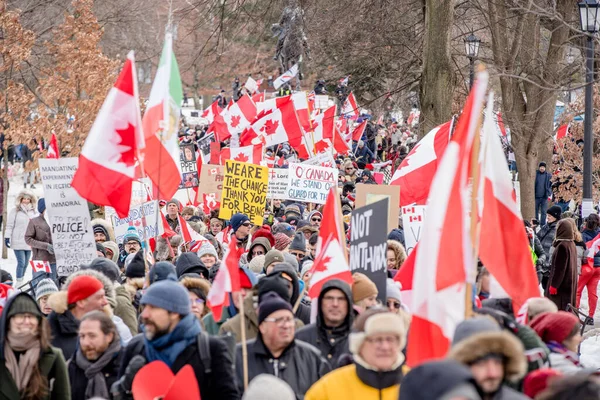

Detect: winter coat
[119,333,239,400]
[114,285,138,336]
[24,215,55,263]
[0,178,4,216]
[202,308,232,335]
[546,222,578,311]
[575,240,586,275]
[235,336,330,399]
[534,170,552,199]
[5,191,38,250]
[537,221,558,271]
[68,349,122,400]
[0,293,70,400]
[219,294,304,343]
[270,264,312,325]
[176,252,209,279]
[548,352,582,375]
[295,279,353,367]
[91,218,116,243]
[582,228,600,266]
[352,144,375,164]
[165,214,179,232]
[305,362,409,400]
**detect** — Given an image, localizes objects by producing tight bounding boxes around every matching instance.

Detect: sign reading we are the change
[219,160,268,225]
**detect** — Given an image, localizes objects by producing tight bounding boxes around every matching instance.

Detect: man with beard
[116,280,239,400]
[68,311,122,400]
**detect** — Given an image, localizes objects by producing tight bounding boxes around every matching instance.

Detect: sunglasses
[242,222,252,227]
[311,218,321,222]
[387,300,401,309]
[290,252,305,258]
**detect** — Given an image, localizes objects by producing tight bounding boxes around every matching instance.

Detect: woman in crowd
[386,240,406,278]
[546,219,577,311]
[5,190,38,286]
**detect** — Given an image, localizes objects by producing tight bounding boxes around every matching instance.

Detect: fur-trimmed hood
[447,330,527,382]
[180,276,211,296]
[14,189,37,208]
[91,218,115,242]
[47,268,116,314]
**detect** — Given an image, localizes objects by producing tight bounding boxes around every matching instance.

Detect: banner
[267,168,289,199]
[401,205,426,254]
[39,158,97,276]
[197,164,225,204]
[112,201,160,244]
[219,160,268,225]
[349,198,389,303]
[286,163,338,205]
[179,144,199,189]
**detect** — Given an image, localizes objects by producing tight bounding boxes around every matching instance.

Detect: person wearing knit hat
[164,199,181,232]
[264,249,285,274]
[88,257,122,283]
[122,227,142,255]
[125,251,146,279]
[35,278,58,315]
[306,308,407,400]
[248,237,272,262]
[288,232,306,263]
[399,360,481,400]
[535,161,552,226]
[148,261,177,284]
[252,225,275,247]
[197,241,219,270]
[282,252,299,271]
[546,205,562,222]
[242,374,295,400]
[522,368,563,399]
[529,311,583,374]
[448,317,528,400]
[102,240,120,263]
[274,232,292,251]
[235,292,329,396]
[385,278,402,314]
[141,280,192,317]
[300,260,313,284]
[284,204,302,220]
[230,213,251,233]
[272,222,295,238]
[307,210,322,227]
[248,254,266,274]
[352,272,378,313]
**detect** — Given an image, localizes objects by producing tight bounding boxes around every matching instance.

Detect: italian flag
[142,33,183,200]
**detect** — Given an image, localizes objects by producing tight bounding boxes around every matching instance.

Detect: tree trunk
[419,0,455,138]
[2,147,8,260]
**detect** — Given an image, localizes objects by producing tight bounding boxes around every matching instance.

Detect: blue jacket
[534,171,552,199]
[352,144,375,164]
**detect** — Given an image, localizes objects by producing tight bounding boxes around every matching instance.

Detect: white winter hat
[242,374,295,400]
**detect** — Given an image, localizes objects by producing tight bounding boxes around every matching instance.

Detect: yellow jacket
[305,363,410,400]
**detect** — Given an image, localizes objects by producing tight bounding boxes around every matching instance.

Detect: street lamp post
[464,33,481,89]
[578,0,600,218]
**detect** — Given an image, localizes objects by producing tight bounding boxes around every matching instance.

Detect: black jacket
[68,349,122,400]
[118,333,239,400]
[176,252,209,279]
[235,336,330,399]
[537,221,558,271]
[48,310,80,360]
[295,279,353,367]
[270,263,312,325]
[534,171,552,199]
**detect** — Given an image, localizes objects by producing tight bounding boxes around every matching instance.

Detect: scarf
[144,314,201,368]
[74,338,121,399]
[4,331,41,392]
[547,341,581,367]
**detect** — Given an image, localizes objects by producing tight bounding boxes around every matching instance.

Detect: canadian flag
[310,105,336,154]
[273,64,299,89]
[292,92,312,132]
[209,95,257,143]
[47,133,59,159]
[206,236,244,321]
[390,120,453,207]
[252,92,265,103]
[177,214,206,243]
[307,188,352,312]
[141,33,182,202]
[220,144,263,165]
[555,124,569,141]
[351,120,367,142]
[72,51,145,218]
[496,112,507,137]
[341,92,359,117]
[479,93,539,312]
[332,126,351,155]
[201,100,222,124]
[406,70,488,367]
[161,213,177,238]
[30,260,51,273]
[245,76,259,94]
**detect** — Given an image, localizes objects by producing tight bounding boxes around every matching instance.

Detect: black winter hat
[539,162,547,168]
[87,258,121,283]
[256,274,291,303]
[289,232,306,252]
[176,252,209,279]
[149,262,177,284]
[126,251,146,279]
[547,205,562,221]
[258,292,293,325]
[399,360,479,400]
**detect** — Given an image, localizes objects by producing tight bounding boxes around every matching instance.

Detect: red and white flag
[206,236,244,321]
[350,120,367,142]
[390,120,453,207]
[220,144,263,165]
[478,93,539,313]
[177,214,206,243]
[161,213,177,238]
[341,92,359,117]
[30,260,51,274]
[555,124,569,141]
[201,100,222,124]
[406,71,488,367]
[209,95,257,143]
[310,105,336,154]
[308,188,352,306]
[332,126,351,155]
[407,108,420,126]
[245,76,259,94]
[292,92,312,132]
[141,33,182,202]
[47,133,59,159]
[72,52,145,218]
[273,64,299,90]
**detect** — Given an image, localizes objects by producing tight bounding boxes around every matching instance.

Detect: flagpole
[238,291,249,390]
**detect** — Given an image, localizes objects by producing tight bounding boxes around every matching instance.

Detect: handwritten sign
[349,198,389,303]
[267,168,289,199]
[219,160,268,225]
[39,158,96,276]
[112,201,160,244]
[196,164,224,204]
[302,152,335,168]
[179,144,199,189]
[401,205,426,254]
[286,163,338,205]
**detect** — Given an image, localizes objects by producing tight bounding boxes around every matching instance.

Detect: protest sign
[39,158,97,276]
[302,152,335,168]
[179,144,199,189]
[112,201,160,244]
[219,160,268,225]
[349,198,389,303]
[355,184,400,233]
[286,163,338,205]
[196,164,224,205]
[198,133,216,163]
[401,205,426,254]
[267,168,289,199]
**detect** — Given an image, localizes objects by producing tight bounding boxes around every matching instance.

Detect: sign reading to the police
[112,201,159,244]
[219,160,268,225]
[286,163,338,205]
[179,144,199,189]
[267,168,290,199]
[39,158,97,276]
[401,205,426,255]
[349,198,389,303]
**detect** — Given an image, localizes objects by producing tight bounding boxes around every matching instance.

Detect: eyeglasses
[191,298,205,305]
[263,316,294,326]
[311,218,321,222]
[125,241,140,247]
[387,300,401,309]
[290,252,305,259]
[365,335,399,346]
[11,313,38,323]
[345,167,354,171]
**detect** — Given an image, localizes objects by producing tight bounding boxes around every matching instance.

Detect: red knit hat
[530,311,579,344]
[523,369,562,399]
[68,276,104,305]
[253,225,275,247]
[239,269,254,289]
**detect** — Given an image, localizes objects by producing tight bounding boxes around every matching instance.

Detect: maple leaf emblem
[314,255,331,272]
[115,123,136,167]
[260,119,279,136]
[230,115,241,128]
[314,140,330,154]
[311,121,319,132]
[234,152,249,162]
